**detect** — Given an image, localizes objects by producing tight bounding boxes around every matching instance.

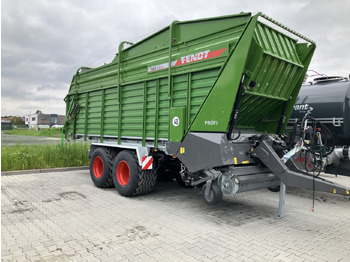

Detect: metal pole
[277,181,286,218]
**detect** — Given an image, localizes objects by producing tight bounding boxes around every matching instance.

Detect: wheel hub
[93,156,104,179]
[117,161,130,186]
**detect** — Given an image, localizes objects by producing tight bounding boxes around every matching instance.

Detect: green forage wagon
[64,12,350,216]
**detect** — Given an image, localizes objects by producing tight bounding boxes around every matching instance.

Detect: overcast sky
[1,0,350,117]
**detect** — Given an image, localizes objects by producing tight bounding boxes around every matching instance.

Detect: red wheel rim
[93,156,104,179]
[117,161,130,186]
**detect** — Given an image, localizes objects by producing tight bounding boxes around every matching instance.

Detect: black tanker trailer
[289,75,350,176]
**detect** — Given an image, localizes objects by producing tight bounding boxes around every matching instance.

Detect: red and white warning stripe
[148,48,227,73]
[142,156,153,170]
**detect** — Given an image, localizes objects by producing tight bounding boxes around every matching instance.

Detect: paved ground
[1,170,350,262]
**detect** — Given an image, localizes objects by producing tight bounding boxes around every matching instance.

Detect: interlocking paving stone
[2,170,350,261]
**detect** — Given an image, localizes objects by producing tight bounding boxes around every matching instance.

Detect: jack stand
[277,181,286,218]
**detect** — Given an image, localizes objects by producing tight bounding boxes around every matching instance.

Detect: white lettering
[148,62,169,72]
[197,52,204,60]
[204,120,218,126]
[293,104,309,111]
[190,54,197,61]
[180,50,211,64]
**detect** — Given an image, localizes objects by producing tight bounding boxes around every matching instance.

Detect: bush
[1,143,90,171]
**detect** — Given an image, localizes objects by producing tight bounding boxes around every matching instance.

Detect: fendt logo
[293,104,313,112]
[148,48,226,73]
[180,50,210,64]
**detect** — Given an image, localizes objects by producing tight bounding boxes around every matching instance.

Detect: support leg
[277,181,286,218]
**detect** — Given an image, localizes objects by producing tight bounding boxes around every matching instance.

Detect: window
[50,115,57,125]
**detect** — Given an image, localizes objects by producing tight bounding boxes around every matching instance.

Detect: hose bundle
[289,114,335,174]
[289,113,336,211]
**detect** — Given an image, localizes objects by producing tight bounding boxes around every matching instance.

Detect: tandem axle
[86,131,350,217]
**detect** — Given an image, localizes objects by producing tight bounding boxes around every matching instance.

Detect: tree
[35,110,43,114]
[10,116,25,125]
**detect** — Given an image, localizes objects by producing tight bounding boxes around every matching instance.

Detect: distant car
[52,125,64,128]
[38,125,50,129]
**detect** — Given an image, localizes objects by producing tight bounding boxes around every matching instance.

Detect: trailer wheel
[202,182,223,205]
[90,148,114,188]
[268,186,280,192]
[112,151,157,197]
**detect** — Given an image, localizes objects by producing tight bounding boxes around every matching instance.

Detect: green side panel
[117,30,170,61]
[87,90,102,135]
[172,74,188,108]
[63,94,75,136]
[103,87,119,136]
[145,80,156,138]
[190,15,260,132]
[121,83,144,137]
[237,20,313,133]
[64,12,315,142]
[169,107,186,142]
[190,69,219,123]
[158,78,170,138]
[75,93,87,135]
[66,13,252,95]
[64,13,252,142]
[190,14,316,135]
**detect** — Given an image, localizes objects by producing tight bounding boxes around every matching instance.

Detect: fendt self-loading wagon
[64,12,350,215]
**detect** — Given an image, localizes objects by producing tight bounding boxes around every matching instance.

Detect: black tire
[202,182,223,205]
[268,186,281,192]
[90,148,114,188]
[112,151,157,197]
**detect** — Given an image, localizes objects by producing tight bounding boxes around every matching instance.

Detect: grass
[3,128,62,137]
[1,143,90,172]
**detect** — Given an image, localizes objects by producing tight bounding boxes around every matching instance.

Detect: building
[1,117,12,130]
[25,114,65,129]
